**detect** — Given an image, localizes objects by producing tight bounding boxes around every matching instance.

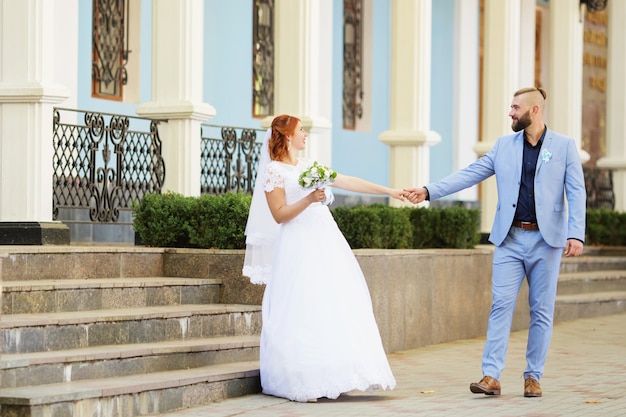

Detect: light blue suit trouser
[482,226,563,381]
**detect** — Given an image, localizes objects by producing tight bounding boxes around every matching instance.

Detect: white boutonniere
[540,149,552,163]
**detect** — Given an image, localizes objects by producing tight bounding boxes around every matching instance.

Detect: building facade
[0,0,622,243]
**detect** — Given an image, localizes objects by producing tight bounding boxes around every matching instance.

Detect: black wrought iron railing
[52,108,165,223]
[52,110,617,230]
[200,124,265,195]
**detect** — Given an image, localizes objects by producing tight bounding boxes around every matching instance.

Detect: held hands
[308,187,420,204]
[390,189,409,202]
[403,187,429,204]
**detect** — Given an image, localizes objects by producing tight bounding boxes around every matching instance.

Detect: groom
[405,87,586,397]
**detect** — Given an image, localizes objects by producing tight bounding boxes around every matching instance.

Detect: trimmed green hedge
[133,193,626,249]
[131,193,196,248]
[187,192,252,249]
[409,206,481,249]
[330,204,414,249]
[585,209,626,246]
[132,192,251,248]
[132,192,481,249]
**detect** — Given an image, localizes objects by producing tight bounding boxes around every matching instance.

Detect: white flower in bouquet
[298,161,337,189]
[299,161,337,205]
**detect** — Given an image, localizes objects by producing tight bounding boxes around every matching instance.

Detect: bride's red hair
[269,114,299,161]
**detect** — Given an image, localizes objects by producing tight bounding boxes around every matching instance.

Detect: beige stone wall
[0,246,530,355]
[354,248,529,353]
[167,247,530,354]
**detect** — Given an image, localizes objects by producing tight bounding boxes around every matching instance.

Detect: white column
[136,0,215,197]
[519,0,537,88]
[548,0,589,163]
[452,0,479,201]
[475,0,522,233]
[379,0,441,207]
[271,0,333,164]
[0,0,70,233]
[598,0,626,211]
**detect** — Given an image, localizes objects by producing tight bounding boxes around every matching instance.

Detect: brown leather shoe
[469,376,501,395]
[524,376,542,397]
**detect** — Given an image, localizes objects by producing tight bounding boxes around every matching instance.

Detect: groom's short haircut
[514,87,547,100]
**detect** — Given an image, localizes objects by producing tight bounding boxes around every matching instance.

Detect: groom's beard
[512,110,531,132]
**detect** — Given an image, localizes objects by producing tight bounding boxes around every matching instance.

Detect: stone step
[557,270,626,295]
[2,277,222,314]
[0,361,261,417]
[1,335,260,388]
[559,255,626,273]
[582,246,626,257]
[555,291,626,322]
[0,304,262,354]
[0,249,166,281]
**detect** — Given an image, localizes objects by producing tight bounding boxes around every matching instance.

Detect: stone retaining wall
[164,247,531,353]
[0,246,532,354]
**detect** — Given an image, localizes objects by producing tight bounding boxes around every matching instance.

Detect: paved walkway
[156,313,626,417]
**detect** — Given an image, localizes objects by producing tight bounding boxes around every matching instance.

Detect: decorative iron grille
[584,167,615,209]
[252,0,274,117]
[92,0,130,100]
[343,0,363,129]
[201,125,265,195]
[52,108,165,222]
[581,0,608,12]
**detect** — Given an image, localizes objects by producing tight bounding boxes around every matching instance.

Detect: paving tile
[155,313,626,417]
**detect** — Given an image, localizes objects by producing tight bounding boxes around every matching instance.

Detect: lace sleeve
[264,164,285,192]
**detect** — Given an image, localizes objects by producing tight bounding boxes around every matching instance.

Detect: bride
[243,114,403,402]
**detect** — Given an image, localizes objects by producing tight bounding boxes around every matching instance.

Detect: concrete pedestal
[0,222,70,245]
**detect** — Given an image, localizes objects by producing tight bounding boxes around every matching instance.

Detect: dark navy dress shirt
[514,127,547,223]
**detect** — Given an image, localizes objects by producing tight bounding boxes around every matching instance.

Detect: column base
[0,222,70,245]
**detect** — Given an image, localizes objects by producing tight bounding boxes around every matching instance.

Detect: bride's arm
[332,174,406,202]
[265,187,323,224]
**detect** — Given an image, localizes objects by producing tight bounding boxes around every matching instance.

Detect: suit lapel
[536,129,553,176]
[514,131,524,178]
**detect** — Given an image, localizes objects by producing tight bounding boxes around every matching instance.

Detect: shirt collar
[524,125,547,149]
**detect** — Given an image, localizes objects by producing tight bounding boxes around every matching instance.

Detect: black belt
[512,220,539,231]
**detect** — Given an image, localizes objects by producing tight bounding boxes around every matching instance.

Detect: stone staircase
[0,246,624,417]
[555,249,626,322]
[509,247,626,330]
[0,249,262,417]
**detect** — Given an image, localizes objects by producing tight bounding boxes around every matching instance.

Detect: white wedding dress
[259,159,396,402]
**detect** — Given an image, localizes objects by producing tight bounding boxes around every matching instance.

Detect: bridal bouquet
[298,161,337,189]
[299,161,337,205]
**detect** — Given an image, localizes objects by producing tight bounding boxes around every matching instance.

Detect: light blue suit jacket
[426,128,586,248]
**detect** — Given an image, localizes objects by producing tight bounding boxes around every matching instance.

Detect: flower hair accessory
[299,161,337,205]
[540,149,552,163]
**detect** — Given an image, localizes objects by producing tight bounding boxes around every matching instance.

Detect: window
[92,0,130,101]
[253,0,275,117]
[343,0,363,129]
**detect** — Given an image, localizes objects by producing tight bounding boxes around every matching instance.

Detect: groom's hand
[564,239,583,257]
[403,187,428,204]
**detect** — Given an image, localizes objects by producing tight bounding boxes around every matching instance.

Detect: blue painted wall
[75,0,460,193]
[331,0,391,193]
[204,0,259,129]
[430,0,455,183]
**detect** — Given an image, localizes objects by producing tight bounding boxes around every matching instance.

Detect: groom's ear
[531,104,540,116]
